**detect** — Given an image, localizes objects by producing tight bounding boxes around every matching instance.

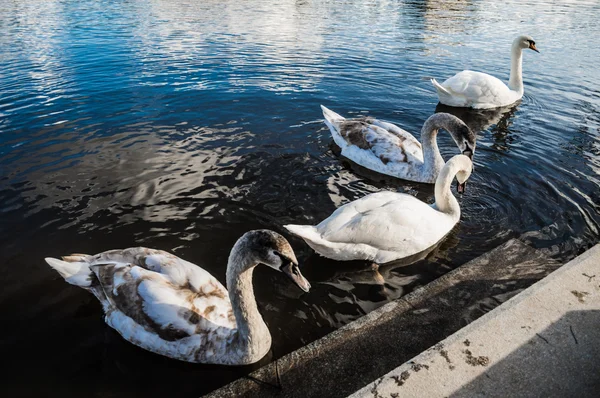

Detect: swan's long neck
[226,243,270,362]
[434,160,462,218]
[508,43,524,94]
[420,119,444,180]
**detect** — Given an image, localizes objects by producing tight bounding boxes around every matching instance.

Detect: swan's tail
[431,78,452,97]
[285,224,353,261]
[45,255,93,288]
[320,105,345,132]
[284,224,322,242]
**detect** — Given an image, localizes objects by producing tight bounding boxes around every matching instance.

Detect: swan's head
[428,113,477,160]
[514,35,539,53]
[243,230,311,292]
[453,154,473,194]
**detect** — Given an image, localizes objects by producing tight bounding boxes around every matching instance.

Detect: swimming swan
[285,155,473,263]
[322,106,475,183]
[45,230,310,365]
[431,35,539,109]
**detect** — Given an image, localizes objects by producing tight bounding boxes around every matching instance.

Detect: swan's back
[436,70,519,109]
[317,191,455,254]
[321,105,428,180]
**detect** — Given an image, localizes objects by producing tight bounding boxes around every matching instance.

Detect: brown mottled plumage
[45,230,310,365]
[338,118,409,165]
[322,105,476,183]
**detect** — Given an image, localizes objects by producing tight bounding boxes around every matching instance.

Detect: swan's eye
[273,250,293,266]
[273,250,283,261]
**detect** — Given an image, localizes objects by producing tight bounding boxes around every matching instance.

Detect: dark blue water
[1,0,599,396]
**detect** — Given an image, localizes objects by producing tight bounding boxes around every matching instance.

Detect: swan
[321,105,475,184]
[45,230,310,365]
[431,35,539,109]
[285,155,473,263]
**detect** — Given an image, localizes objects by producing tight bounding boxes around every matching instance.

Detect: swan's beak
[281,262,311,292]
[457,181,466,194]
[529,43,540,53]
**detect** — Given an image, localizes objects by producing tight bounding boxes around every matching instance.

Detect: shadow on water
[302,237,451,286]
[328,140,433,196]
[435,102,520,135]
[298,231,461,307]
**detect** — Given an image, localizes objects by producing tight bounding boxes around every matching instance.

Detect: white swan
[285,155,473,263]
[322,105,475,184]
[45,230,310,365]
[431,35,539,109]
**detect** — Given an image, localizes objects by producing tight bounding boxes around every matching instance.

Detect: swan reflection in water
[298,231,460,311]
[435,102,519,135]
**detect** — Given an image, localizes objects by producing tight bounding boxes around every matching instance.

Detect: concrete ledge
[351,244,600,398]
[206,239,560,398]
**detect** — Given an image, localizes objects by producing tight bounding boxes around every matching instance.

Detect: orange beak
[530,43,540,53]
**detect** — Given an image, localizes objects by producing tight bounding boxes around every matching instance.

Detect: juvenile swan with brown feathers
[321,106,476,183]
[45,230,310,365]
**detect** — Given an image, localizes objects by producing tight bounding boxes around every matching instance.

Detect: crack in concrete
[569,325,578,345]
[582,273,595,282]
[536,333,551,345]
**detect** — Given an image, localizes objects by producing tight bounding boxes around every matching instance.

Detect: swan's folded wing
[338,119,423,167]
[317,191,402,235]
[446,71,510,102]
[367,118,421,148]
[89,262,193,340]
[319,194,446,251]
[92,264,234,341]
[367,119,424,163]
[88,247,228,297]
[444,71,472,95]
[132,267,235,335]
[142,252,229,296]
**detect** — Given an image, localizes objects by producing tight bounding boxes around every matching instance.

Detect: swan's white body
[322,106,475,184]
[432,35,539,109]
[45,231,309,365]
[285,155,473,263]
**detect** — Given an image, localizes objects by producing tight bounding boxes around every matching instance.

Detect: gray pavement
[350,244,600,398]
